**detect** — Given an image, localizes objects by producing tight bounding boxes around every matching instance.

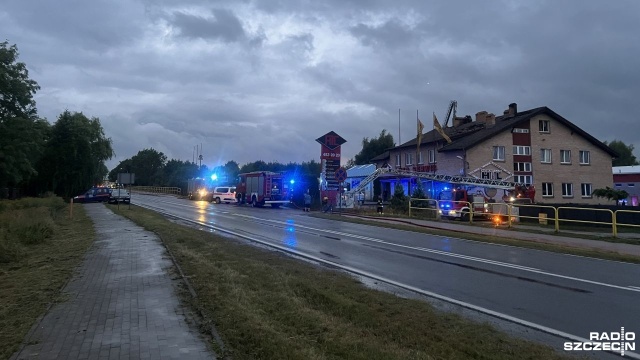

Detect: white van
[211,186,237,204]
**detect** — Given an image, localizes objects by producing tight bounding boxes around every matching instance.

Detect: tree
[390,182,408,212]
[38,111,113,198]
[605,140,639,166]
[0,41,40,121]
[0,42,47,188]
[352,130,395,165]
[130,149,167,186]
[592,187,628,205]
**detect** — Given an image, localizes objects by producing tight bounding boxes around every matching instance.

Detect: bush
[390,183,408,213]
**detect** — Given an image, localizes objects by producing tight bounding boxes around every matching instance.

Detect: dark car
[73,187,112,203]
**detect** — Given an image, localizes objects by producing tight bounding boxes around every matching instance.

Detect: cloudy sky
[2,0,639,170]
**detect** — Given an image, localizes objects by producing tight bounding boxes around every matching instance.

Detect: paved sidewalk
[347,214,640,257]
[13,204,214,360]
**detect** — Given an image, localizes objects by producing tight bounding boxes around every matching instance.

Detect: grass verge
[0,198,94,359]
[312,213,640,264]
[112,204,572,360]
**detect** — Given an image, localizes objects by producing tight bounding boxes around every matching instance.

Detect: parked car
[108,188,131,204]
[211,186,237,204]
[73,187,112,203]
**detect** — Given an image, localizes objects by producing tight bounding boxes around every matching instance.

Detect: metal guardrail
[406,199,638,238]
[129,186,182,195]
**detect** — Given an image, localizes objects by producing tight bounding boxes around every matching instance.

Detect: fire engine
[342,167,535,220]
[437,185,535,221]
[235,171,291,208]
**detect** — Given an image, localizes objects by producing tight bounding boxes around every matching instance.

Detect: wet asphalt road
[132,193,640,353]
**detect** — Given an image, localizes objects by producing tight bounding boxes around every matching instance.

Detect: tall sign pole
[316,131,347,210]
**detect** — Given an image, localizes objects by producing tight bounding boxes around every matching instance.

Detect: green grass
[112,204,572,360]
[0,198,95,359]
[312,212,640,264]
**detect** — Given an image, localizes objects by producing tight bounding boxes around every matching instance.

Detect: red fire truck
[438,185,535,221]
[235,171,291,208]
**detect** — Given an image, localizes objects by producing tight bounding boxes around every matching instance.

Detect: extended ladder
[345,167,528,196]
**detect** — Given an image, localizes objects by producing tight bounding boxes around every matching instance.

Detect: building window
[417,151,424,164]
[540,149,552,163]
[542,182,553,197]
[579,150,590,165]
[539,120,550,133]
[513,146,531,156]
[395,154,401,167]
[514,175,533,184]
[514,162,532,172]
[428,149,436,164]
[560,150,571,164]
[581,183,592,198]
[562,183,573,197]
[513,128,529,133]
[493,146,505,161]
[629,184,636,187]
[405,153,413,165]
[615,183,622,187]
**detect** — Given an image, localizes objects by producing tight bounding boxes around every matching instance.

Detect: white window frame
[513,146,531,156]
[579,150,590,165]
[514,162,532,172]
[581,183,592,198]
[562,183,573,197]
[493,146,505,161]
[417,151,424,164]
[395,154,401,167]
[560,150,571,164]
[405,153,413,165]
[428,149,436,164]
[514,175,533,184]
[513,128,529,133]
[539,120,550,133]
[540,149,552,163]
[542,182,553,197]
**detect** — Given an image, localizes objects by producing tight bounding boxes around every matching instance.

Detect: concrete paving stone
[12,204,215,360]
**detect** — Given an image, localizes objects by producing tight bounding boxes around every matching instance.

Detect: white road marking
[132,202,640,360]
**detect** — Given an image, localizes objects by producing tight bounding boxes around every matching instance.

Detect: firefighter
[303,190,312,212]
[377,196,384,214]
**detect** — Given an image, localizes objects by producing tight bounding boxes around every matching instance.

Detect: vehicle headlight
[450,210,457,215]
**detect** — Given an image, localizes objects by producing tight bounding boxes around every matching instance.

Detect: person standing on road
[377,196,384,214]
[303,190,312,212]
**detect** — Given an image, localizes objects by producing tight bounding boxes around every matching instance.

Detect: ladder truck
[343,167,534,220]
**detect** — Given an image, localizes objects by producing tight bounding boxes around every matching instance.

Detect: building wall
[528,114,612,204]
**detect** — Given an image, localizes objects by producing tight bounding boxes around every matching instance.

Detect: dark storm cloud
[2,0,640,170]
[171,9,247,42]
[350,20,419,49]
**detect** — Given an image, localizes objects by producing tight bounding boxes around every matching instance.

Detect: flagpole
[398,108,401,145]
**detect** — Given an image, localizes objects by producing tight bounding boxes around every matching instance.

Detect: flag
[433,113,452,143]
[417,118,424,146]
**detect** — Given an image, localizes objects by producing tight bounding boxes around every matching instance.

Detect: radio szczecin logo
[565,328,636,356]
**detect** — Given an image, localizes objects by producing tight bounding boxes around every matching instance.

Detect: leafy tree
[592,187,628,205]
[129,148,167,186]
[352,129,395,165]
[38,111,113,198]
[605,140,639,166]
[0,41,40,121]
[0,42,47,189]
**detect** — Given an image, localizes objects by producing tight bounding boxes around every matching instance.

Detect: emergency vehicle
[187,178,211,201]
[235,171,291,208]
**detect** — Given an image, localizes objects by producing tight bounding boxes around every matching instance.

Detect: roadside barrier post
[611,210,617,238]
[554,207,559,233]
[468,201,473,224]
[408,198,412,217]
[508,204,512,228]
